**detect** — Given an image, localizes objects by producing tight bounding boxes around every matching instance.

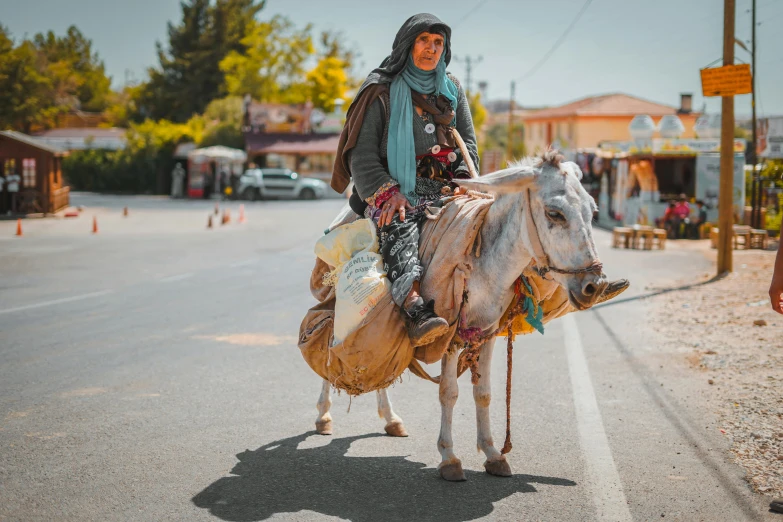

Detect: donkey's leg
[474,340,512,477]
[377,388,408,437]
[438,349,466,481]
[315,379,333,435]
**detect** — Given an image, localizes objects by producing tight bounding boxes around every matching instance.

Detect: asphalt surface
[0,194,776,521]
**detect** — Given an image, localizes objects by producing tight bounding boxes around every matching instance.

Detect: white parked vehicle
[236,168,328,201]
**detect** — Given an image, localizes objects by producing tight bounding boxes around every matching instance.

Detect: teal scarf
[388,55,459,203]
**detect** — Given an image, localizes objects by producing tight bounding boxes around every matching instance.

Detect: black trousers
[379,214,426,307]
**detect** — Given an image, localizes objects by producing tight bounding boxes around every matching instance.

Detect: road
[0,194,775,521]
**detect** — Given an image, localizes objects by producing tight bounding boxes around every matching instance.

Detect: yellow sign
[700,64,752,97]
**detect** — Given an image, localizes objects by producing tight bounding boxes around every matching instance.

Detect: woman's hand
[453,185,468,196]
[770,276,783,314]
[771,241,783,315]
[379,192,413,227]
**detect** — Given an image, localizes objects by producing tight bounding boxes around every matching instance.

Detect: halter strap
[523,188,604,278]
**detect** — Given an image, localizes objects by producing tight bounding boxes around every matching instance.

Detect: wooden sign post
[714,0,737,275]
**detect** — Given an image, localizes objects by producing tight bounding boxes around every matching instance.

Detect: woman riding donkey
[331,13,627,347]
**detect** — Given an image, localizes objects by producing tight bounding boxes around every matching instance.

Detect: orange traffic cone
[92,216,99,234]
[15,219,22,237]
[239,204,246,223]
[207,214,213,229]
[221,209,231,225]
[123,206,129,217]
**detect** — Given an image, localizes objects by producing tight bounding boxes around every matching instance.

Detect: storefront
[594,138,746,226]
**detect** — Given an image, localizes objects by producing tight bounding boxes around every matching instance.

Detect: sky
[1,0,782,118]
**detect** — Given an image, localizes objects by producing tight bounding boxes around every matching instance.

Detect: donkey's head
[456,150,607,310]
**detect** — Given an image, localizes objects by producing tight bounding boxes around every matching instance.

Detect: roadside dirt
[651,241,783,497]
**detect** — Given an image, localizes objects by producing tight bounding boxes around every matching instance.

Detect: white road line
[159,273,194,283]
[562,314,632,522]
[0,290,113,316]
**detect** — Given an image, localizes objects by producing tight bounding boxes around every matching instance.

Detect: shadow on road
[591,272,728,310]
[192,431,577,521]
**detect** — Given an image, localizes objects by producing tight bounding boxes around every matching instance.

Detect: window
[22,158,36,187]
[3,158,15,176]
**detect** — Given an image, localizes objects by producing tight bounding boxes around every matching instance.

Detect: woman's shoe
[403,299,449,347]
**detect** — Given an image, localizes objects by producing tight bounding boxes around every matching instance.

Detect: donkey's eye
[546,209,566,222]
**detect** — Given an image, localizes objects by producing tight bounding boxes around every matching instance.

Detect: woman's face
[411,31,445,71]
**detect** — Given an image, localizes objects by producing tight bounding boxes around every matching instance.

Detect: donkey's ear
[561,161,583,181]
[454,165,538,194]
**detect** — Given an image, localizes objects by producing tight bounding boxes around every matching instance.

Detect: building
[0,131,69,215]
[33,127,127,151]
[243,99,342,184]
[520,93,700,153]
[244,133,340,183]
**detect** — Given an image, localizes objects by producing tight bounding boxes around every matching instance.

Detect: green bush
[63,96,244,194]
[63,119,194,193]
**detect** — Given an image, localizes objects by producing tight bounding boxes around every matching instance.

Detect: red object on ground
[15,219,22,237]
[92,216,99,234]
[239,204,246,223]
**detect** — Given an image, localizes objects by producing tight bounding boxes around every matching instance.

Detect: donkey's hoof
[438,461,467,482]
[384,421,409,437]
[484,457,512,477]
[315,419,333,435]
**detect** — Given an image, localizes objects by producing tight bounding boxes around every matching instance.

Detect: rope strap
[501,326,514,455]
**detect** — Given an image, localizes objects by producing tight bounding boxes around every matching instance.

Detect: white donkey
[315,150,607,481]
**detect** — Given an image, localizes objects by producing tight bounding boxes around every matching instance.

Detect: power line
[517,0,593,83]
[452,0,491,29]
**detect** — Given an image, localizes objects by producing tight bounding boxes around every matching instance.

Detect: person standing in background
[0,173,6,215]
[6,168,20,215]
[171,163,186,199]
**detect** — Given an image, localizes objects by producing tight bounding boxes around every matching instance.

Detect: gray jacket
[349,76,479,203]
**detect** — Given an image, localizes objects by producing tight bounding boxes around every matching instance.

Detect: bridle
[522,188,604,279]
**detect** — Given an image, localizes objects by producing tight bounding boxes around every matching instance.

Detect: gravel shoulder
[650,239,783,498]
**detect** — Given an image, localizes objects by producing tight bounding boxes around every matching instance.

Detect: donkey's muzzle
[568,275,608,310]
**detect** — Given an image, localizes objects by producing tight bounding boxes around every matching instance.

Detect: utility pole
[717,0,736,274]
[750,0,760,228]
[455,55,483,94]
[506,81,516,166]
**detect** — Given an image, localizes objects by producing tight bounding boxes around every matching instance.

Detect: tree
[0,29,56,132]
[199,95,244,148]
[302,56,348,112]
[103,84,145,128]
[139,0,264,122]
[33,26,111,112]
[484,122,526,161]
[467,91,486,134]
[220,15,313,103]
[0,25,112,131]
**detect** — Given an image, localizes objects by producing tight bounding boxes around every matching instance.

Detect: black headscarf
[356,13,452,98]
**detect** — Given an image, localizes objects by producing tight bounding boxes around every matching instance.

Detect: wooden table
[750,229,769,249]
[733,225,752,250]
[612,227,633,248]
[631,225,655,250]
